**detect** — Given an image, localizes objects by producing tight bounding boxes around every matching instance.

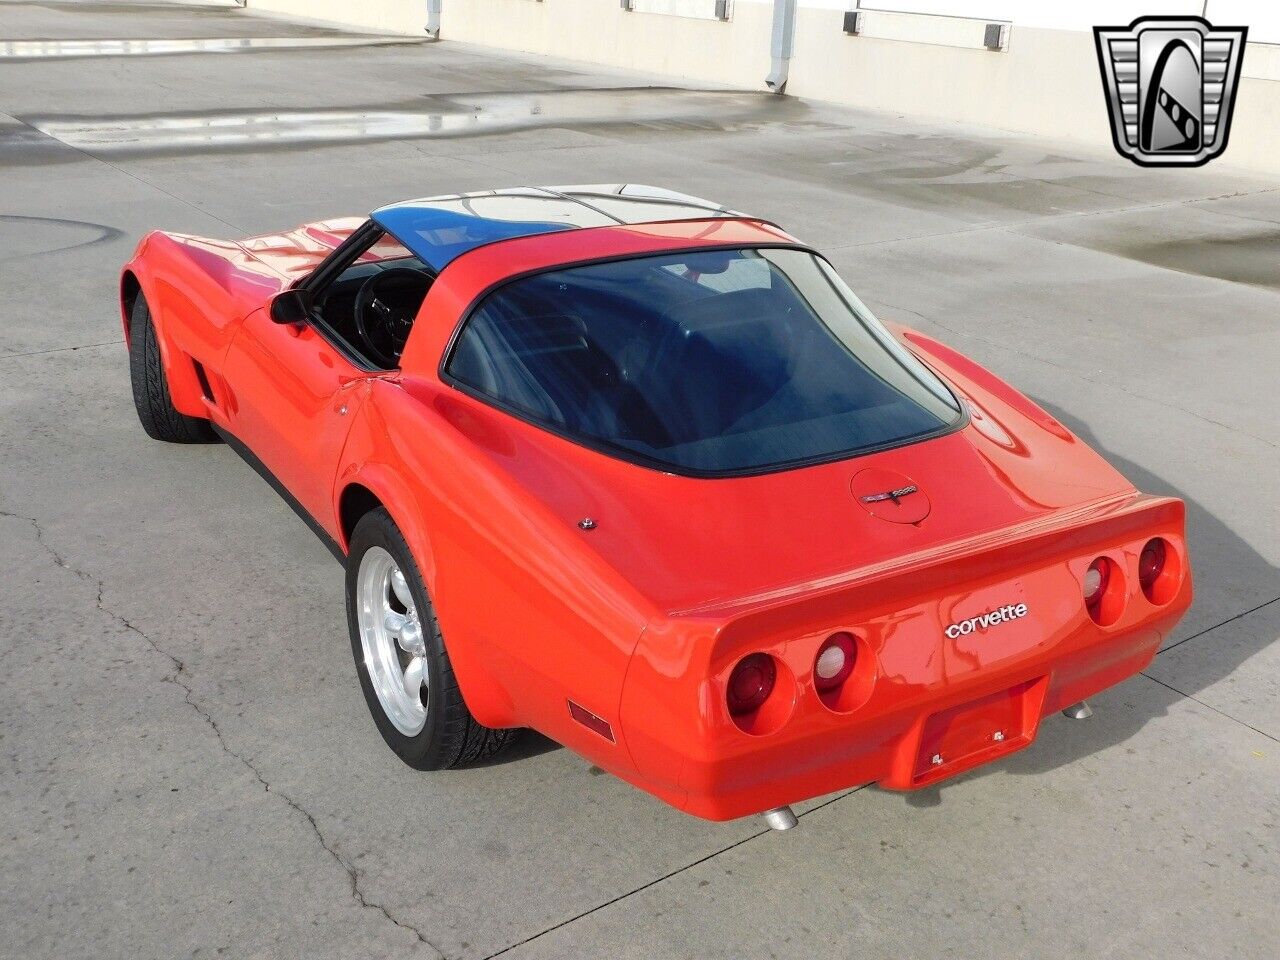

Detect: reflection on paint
[28,89,785,154]
[0,36,425,60]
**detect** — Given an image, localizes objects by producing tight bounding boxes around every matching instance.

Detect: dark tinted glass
[446,247,962,475]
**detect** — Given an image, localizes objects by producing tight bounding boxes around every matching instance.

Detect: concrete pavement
[0,2,1276,958]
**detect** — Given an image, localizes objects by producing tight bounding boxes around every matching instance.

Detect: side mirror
[270,288,314,325]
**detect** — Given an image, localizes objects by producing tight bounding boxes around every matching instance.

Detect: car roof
[370,184,742,272]
[398,216,801,376]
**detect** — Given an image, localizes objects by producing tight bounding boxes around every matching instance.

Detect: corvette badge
[946,603,1029,639]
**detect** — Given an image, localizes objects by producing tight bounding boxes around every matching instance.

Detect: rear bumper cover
[616,499,1192,821]
[677,615,1172,821]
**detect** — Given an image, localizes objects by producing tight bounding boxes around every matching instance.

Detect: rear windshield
[445,247,962,475]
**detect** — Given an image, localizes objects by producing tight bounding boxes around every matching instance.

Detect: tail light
[1083,557,1110,607]
[1139,537,1181,605]
[727,653,776,716]
[1083,555,1125,625]
[814,633,856,692]
[1139,538,1166,593]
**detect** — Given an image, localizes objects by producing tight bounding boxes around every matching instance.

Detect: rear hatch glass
[445,247,963,476]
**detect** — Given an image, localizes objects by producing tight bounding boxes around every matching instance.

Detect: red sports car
[121,185,1192,828]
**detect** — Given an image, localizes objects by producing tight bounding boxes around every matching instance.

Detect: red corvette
[121,185,1192,827]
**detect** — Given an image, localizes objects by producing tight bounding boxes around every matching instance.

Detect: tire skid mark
[0,214,125,261]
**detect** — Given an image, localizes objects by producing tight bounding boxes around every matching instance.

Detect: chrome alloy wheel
[356,547,428,736]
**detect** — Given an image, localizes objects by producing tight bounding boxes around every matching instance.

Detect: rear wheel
[346,508,514,769]
[128,293,215,443]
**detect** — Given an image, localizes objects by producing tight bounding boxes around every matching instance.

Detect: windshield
[445,247,963,475]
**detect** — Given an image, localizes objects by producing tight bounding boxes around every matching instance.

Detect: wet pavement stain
[1089,229,1280,292]
[0,36,431,60]
[691,130,1113,221]
[30,0,250,10]
[0,117,79,166]
[17,88,803,156]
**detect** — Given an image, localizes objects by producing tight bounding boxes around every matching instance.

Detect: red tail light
[727,653,776,716]
[1083,557,1110,606]
[814,633,856,692]
[1139,538,1166,593]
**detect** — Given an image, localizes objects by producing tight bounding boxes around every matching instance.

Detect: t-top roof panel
[371,184,740,271]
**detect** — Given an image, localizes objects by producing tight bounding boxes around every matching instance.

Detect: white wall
[235,0,1280,177]
[442,0,771,90]
[833,1,1200,32]
[246,0,431,35]
[784,3,1280,175]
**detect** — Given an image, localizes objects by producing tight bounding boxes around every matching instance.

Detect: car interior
[314,249,434,369]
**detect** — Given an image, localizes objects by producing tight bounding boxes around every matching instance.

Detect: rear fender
[333,397,516,728]
[888,322,1075,442]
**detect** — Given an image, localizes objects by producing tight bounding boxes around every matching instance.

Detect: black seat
[450,312,631,437]
[635,288,793,445]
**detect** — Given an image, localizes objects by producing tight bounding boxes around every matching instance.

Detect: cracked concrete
[0,508,444,959]
[1,1,1276,958]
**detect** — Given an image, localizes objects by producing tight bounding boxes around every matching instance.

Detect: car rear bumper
[674,614,1173,821]
[616,496,1192,822]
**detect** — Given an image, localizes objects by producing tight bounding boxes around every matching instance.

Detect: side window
[310,227,434,370]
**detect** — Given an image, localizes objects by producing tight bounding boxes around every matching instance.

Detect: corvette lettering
[945,603,1029,639]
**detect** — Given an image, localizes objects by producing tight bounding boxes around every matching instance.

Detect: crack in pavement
[0,508,445,959]
[5,500,1273,957]
[0,339,124,362]
[480,784,869,959]
[1141,671,1278,744]
[1157,595,1280,655]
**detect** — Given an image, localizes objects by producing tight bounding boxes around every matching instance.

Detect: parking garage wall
[238,0,1280,177]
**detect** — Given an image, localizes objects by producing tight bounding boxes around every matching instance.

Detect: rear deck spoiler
[685,493,1184,643]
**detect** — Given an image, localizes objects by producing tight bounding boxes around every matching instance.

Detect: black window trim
[437,243,969,480]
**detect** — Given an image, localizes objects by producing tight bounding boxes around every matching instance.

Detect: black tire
[128,293,216,443]
[346,508,514,769]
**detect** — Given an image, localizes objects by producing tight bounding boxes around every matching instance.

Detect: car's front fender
[121,235,208,417]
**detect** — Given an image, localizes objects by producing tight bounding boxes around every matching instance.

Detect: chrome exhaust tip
[762,806,798,831]
[1062,700,1093,720]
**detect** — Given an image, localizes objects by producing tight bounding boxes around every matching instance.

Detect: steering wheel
[353,268,431,368]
